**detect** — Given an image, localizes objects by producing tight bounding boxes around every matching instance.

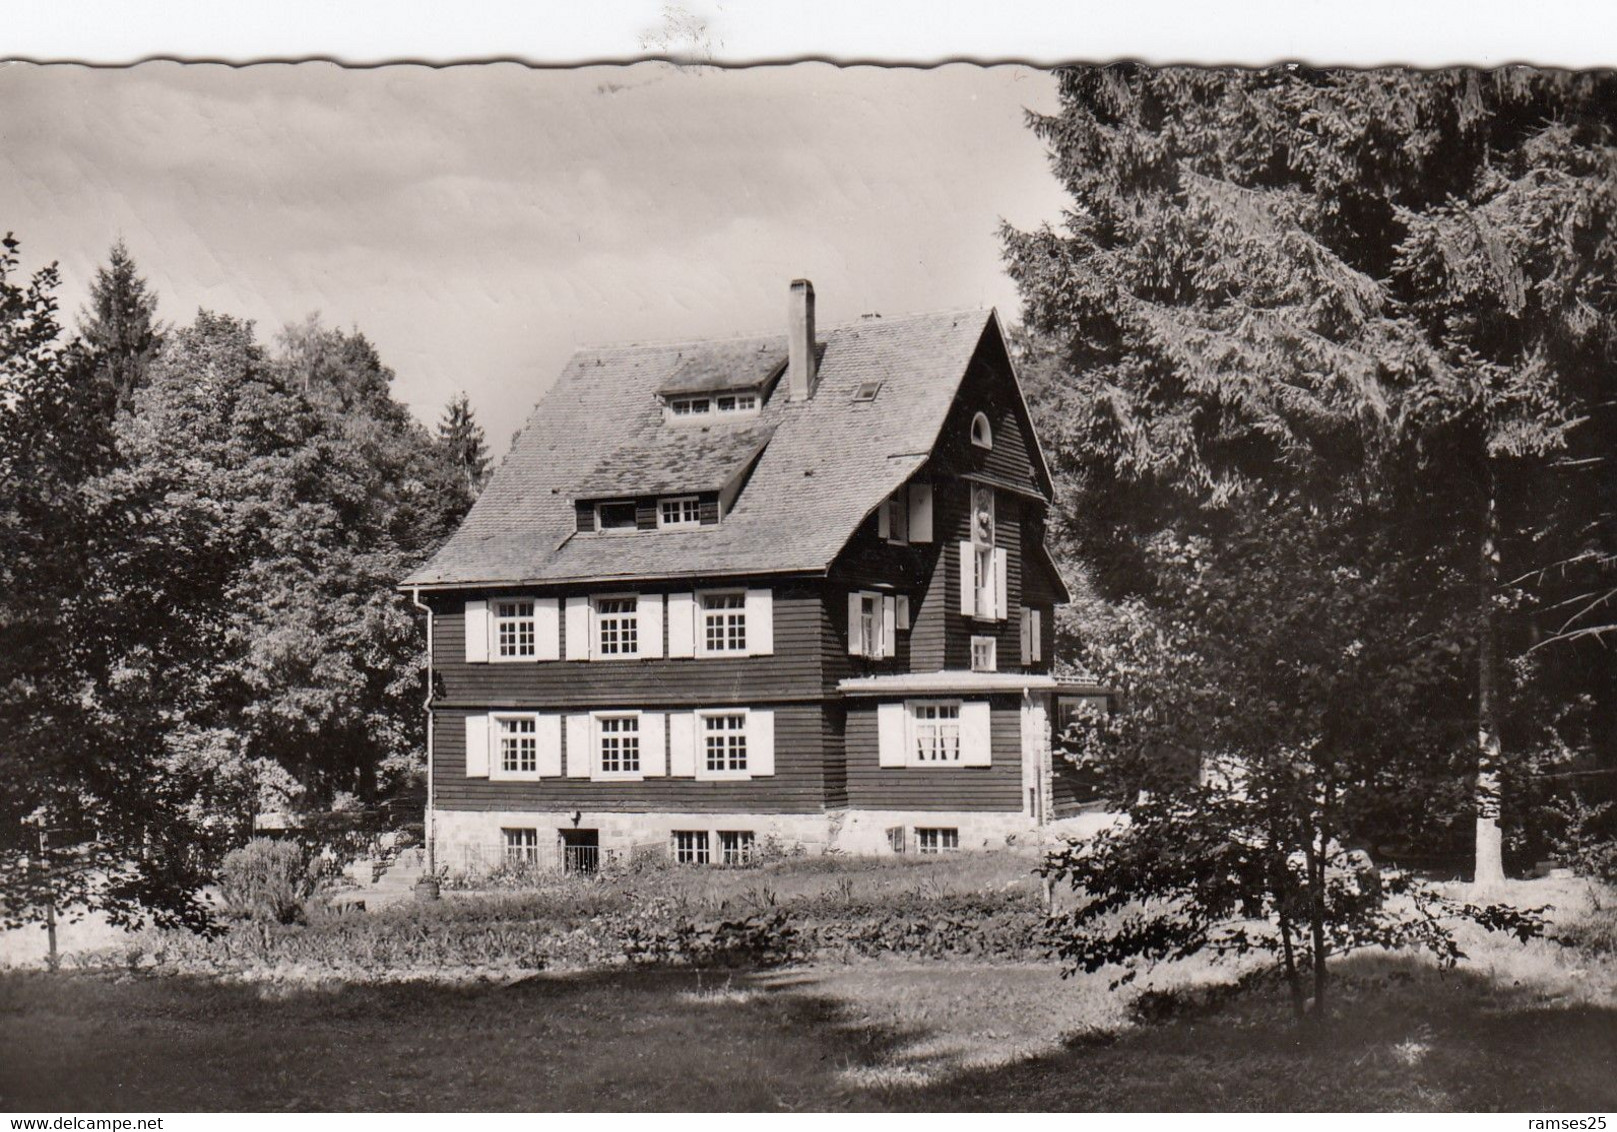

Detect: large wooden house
[402,281,1106,872]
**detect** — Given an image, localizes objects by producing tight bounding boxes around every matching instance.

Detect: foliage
[218,839,319,925]
[1544,793,1617,891]
[1042,777,1547,1022]
[436,390,490,497]
[77,239,161,410]
[0,235,214,931]
[1004,65,1616,883]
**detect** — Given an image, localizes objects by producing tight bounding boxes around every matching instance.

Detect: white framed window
[700,591,747,654]
[975,545,995,617]
[503,827,541,865]
[672,830,710,864]
[910,701,962,764]
[597,714,641,775]
[497,715,539,774]
[718,830,755,866]
[595,500,638,531]
[917,827,959,854]
[493,599,537,659]
[595,596,640,657]
[702,712,749,775]
[666,393,759,421]
[848,590,898,659]
[970,635,997,673]
[970,411,993,449]
[659,496,701,528]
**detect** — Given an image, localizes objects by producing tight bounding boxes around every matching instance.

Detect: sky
[0,61,1070,440]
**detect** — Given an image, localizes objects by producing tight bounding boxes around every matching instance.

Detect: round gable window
[970,411,993,449]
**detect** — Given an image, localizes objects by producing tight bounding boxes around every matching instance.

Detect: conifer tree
[437,391,491,497]
[78,239,162,408]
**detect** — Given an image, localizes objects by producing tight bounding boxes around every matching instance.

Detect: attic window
[596,501,638,531]
[970,411,993,449]
[852,381,882,402]
[666,393,759,421]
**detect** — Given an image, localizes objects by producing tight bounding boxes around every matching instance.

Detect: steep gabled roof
[403,307,1011,588]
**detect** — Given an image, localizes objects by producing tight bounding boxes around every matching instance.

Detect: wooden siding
[434,704,826,814]
[842,696,1025,811]
[429,583,825,708]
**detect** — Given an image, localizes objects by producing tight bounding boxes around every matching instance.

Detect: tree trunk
[1475,467,1507,889]
[1278,910,1307,1024]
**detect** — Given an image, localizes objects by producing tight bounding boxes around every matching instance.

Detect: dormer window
[659,496,701,529]
[970,411,993,449]
[596,501,638,531]
[665,391,761,422]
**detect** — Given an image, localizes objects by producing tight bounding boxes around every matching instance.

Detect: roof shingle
[403,308,1000,588]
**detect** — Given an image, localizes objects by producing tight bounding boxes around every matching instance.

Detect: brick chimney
[787,278,817,401]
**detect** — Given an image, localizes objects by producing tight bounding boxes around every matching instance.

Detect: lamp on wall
[570,811,582,827]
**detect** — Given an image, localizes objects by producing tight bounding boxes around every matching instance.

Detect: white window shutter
[639,594,664,659]
[908,483,934,543]
[565,713,592,777]
[896,594,910,631]
[1032,609,1043,663]
[747,709,775,777]
[564,597,590,660]
[745,589,774,655]
[536,714,562,777]
[959,543,976,616]
[669,712,696,777]
[960,701,993,766]
[994,548,1010,621]
[877,702,907,768]
[640,712,667,776]
[668,592,696,658]
[464,600,489,663]
[464,715,490,777]
[535,598,560,661]
[881,595,897,658]
[877,501,891,540]
[1019,607,1031,664]
[847,592,863,656]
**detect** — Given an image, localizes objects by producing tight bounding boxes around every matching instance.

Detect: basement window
[916,827,959,854]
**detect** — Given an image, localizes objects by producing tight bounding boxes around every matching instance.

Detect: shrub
[219,839,317,925]
[1554,903,1617,957]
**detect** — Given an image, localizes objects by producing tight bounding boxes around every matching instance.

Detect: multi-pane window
[598,715,640,774]
[970,635,997,673]
[912,703,961,763]
[659,496,701,528]
[499,716,537,773]
[702,592,747,653]
[596,597,639,656]
[704,713,748,773]
[668,394,757,419]
[917,827,959,854]
[672,830,710,864]
[503,827,540,865]
[718,831,755,866]
[495,600,536,658]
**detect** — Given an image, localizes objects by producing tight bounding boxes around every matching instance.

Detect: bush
[1555,903,1617,957]
[219,839,317,925]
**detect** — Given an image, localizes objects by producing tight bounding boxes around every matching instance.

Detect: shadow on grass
[857,953,1617,1112]
[0,964,928,1112]
[3,952,1612,1112]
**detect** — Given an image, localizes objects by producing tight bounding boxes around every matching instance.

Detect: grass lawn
[2,868,1612,1112]
[3,940,1613,1110]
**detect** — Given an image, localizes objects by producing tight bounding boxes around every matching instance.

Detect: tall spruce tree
[437,391,490,498]
[79,239,161,408]
[1004,66,1616,885]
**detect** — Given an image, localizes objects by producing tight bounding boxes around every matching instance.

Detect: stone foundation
[429,804,1111,875]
